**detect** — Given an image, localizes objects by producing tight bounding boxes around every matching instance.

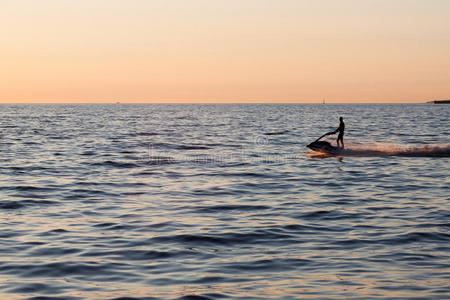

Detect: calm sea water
[0,104,449,300]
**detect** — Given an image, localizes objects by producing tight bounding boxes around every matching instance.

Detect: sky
[1,0,449,103]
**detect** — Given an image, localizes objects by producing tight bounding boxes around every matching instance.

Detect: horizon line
[0,100,435,104]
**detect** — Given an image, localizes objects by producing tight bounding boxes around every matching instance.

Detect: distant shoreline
[427,100,450,104]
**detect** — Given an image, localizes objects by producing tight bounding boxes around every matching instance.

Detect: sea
[0,103,449,300]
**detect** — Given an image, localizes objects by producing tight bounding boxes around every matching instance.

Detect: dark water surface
[0,104,449,299]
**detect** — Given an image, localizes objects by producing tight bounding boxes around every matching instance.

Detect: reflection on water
[0,104,449,299]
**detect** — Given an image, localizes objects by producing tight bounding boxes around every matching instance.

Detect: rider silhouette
[333,117,345,148]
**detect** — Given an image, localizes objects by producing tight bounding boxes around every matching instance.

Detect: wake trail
[311,142,450,157]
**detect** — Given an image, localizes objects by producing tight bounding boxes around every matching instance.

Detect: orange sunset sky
[1,0,449,103]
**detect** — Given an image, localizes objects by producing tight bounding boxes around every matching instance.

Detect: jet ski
[307,132,341,154]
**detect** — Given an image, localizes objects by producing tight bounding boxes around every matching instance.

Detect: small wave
[151,231,295,247]
[0,261,134,279]
[5,185,55,192]
[195,204,271,213]
[27,247,81,257]
[380,231,450,245]
[65,189,119,199]
[141,156,175,165]
[108,297,160,300]
[0,200,57,210]
[8,283,66,294]
[219,171,273,178]
[129,132,159,137]
[176,295,216,300]
[264,130,289,135]
[90,160,140,168]
[299,209,362,221]
[0,201,25,209]
[81,249,175,260]
[220,257,313,273]
[175,145,211,150]
[81,151,96,156]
